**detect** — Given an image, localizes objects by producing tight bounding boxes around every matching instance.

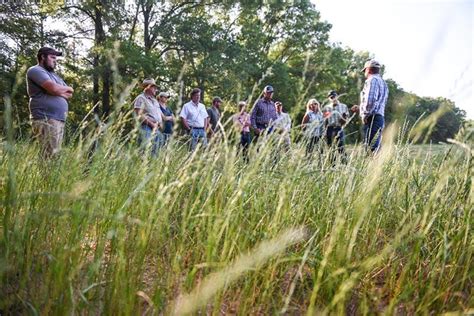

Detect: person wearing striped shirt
[325,90,348,156]
[250,85,278,142]
[351,60,389,153]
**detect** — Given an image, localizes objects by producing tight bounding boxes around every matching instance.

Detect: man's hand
[42,80,74,99]
[62,87,74,99]
[254,128,261,135]
[351,105,359,113]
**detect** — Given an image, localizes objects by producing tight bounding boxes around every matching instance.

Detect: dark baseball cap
[327,90,338,98]
[37,47,63,58]
[264,85,274,93]
[212,96,223,103]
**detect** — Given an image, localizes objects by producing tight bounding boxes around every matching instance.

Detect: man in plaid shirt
[351,60,388,153]
[250,85,278,142]
[325,90,348,157]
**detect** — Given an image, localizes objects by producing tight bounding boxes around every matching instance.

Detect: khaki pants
[31,119,65,157]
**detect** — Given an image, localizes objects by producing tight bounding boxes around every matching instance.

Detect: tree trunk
[93,1,107,116]
[101,64,111,118]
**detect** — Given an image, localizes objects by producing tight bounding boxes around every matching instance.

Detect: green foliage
[0,0,466,141]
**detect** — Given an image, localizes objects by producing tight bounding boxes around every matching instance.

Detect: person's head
[262,85,274,100]
[362,59,381,78]
[212,96,223,109]
[327,90,338,104]
[190,88,201,103]
[238,101,247,112]
[142,78,158,96]
[275,101,283,113]
[37,47,62,71]
[306,99,320,112]
[322,105,332,118]
[158,91,170,104]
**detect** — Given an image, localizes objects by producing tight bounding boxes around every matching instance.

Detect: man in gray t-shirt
[26,47,74,157]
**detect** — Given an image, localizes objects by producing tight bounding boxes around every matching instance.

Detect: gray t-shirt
[27,65,69,122]
[133,93,163,125]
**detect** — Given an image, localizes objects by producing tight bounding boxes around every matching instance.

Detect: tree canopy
[0,0,466,143]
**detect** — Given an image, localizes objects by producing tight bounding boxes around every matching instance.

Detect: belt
[191,126,204,129]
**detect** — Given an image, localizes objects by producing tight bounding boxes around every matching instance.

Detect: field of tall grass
[1,107,473,314]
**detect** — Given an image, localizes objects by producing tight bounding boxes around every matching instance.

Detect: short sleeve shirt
[180,101,209,128]
[133,93,163,125]
[26,65,69,121]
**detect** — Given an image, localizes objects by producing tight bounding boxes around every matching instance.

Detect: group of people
[26,46,388,159]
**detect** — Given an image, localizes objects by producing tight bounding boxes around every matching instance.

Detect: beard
[44,63,55,71]
[40,59,55,71]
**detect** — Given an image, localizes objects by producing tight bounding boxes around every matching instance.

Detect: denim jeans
[190,127,207,151]
[326,126,345,154]
[306,136,321,156]
[240,131,251,162]
[253,123,273,143]
[140,125,163,157]
[364,114,384,153]
[240,132,251,149]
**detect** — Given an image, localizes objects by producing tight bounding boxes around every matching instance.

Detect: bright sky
[314,0,473,119]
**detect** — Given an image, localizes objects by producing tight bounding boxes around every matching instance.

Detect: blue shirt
[160,104,174,134]
[250,98,277,129]
[360,74,389,120]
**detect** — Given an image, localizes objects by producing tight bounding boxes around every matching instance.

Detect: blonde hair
[306,99,320,112]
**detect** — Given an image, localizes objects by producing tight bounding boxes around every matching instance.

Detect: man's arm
[204,117,210,131]
[134,108,158,130]
[250,100,259,130]
[181,117,191,131]
[179,105,191,131]
[361,78,378,117]
[28,67,73,99]
[41,81,73,99]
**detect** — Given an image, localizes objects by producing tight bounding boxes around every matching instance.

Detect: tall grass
[0,104,473,314]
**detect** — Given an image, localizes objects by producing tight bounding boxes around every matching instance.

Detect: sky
[314,0,473,119]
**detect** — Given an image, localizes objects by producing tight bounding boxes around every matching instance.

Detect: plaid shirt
[325,102,348,127]
[250,98,277,129]
[360,74,389,120]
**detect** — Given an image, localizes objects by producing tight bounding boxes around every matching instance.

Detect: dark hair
[37,53,47,63]
[190,88,201,97]
[368,67,380,74]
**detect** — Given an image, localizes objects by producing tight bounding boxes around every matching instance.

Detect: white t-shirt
[180,101,209,128]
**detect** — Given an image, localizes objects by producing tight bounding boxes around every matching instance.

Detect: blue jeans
[326,126,345,154]
[190,127,207,151]
[240,131,251,146]
[140,125,163,157]
[364,114,384,153]
[240,131,251,161]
